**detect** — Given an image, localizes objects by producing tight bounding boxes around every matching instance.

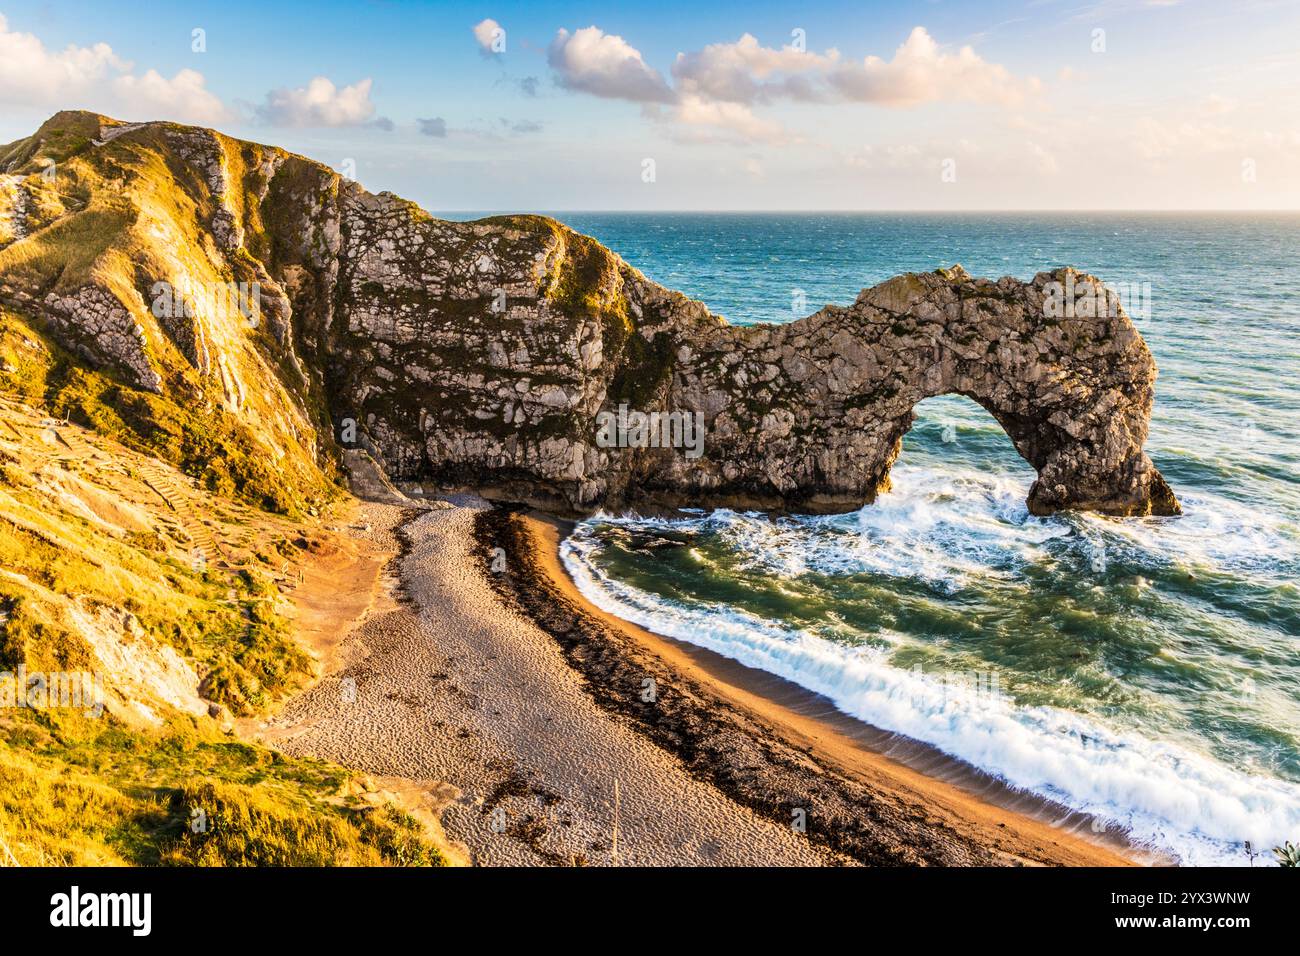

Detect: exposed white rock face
[92,121,146,145]
[166,127,245,252]
[0,174,30,249]
[66,601,208,728]
[41,286,163,392]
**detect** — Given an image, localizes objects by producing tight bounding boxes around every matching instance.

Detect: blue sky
[1,0,1297,209]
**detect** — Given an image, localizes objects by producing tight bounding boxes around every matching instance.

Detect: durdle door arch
[615,266,1181,518]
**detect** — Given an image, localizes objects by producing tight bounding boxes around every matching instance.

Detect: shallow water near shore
[533,212,1300,867]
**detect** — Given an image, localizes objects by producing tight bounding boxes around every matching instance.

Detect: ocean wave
[566,464,1300,865]
[587,462,1299,590]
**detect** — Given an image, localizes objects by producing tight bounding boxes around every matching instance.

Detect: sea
[455,212,1300,866]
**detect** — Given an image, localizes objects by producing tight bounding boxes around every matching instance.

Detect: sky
[0,0,1297,211]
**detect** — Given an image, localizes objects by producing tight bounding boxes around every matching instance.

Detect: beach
[258,495,1136,867]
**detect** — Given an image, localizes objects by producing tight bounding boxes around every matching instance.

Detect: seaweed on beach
[473,506,1089,868]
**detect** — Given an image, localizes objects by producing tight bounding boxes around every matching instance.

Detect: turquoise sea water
[483,212,1300,865]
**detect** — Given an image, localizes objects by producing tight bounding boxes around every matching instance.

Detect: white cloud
[0,13,123,101]
[544,24,1038,146]
[1068,0,1184,19]
[111,69,226,125]
[547,26,675,103]
[667,94,789,144]
[842,145,875,169]
[256,77,378,128]
[829,27,1038,108]
[672,34,838,104]
[851,143,926,171]
[0,13,227,123]
[1132,116,1239,161]
[840,138,990,175]
[473,18,504,56]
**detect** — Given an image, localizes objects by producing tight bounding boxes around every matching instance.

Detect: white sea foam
[566,463,1300,866]
[593,462,1298,588]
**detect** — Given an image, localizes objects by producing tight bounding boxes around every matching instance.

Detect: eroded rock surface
[0,111,1178,518]
[659,266,1180,517]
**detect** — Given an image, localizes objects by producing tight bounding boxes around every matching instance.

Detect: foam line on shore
[561,520,1300,866]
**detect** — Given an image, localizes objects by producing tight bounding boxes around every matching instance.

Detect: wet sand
[481,508,1138,867]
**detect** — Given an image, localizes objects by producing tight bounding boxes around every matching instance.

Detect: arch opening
[900,395,1039,487]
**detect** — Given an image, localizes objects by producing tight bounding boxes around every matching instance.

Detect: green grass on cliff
[0,307,331,515]
[0,111,103,175]
[0,401,309,716]
[0,714,444,866]
[0,317,443,864]
[0,476,443,866]
[0,112,341,519]
[0,113,462,869]
[0,507,439,866]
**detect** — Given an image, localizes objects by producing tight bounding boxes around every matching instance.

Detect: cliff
[0,111,1178,518]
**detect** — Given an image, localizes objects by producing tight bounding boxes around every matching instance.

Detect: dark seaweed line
[472,505,1043,867]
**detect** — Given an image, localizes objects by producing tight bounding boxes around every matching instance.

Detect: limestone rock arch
[635,266,1180,517]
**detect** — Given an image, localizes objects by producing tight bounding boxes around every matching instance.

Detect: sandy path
[263,500,841,866]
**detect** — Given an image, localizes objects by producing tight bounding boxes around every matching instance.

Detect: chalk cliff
[0,111,1178,518]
